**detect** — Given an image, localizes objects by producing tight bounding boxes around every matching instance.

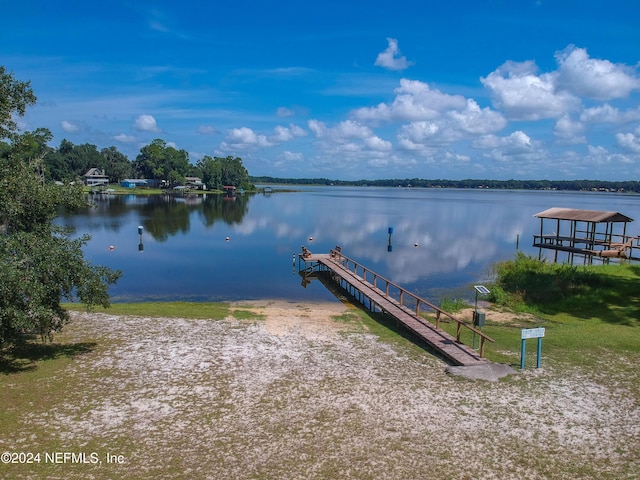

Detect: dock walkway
[300,248,493,367]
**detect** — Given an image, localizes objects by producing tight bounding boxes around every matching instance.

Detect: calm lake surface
[56,187,640,304]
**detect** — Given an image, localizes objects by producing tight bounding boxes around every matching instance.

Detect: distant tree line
[0,133,254,190]
[250,176,640,193]
[5,129,636,193]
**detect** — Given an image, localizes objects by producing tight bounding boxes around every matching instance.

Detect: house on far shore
[120,178,166,189]
[185,176,206,190]
[120,179,148,189]
[83,168,109,187]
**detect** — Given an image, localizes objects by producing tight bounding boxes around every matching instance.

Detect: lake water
[56,187,640,304]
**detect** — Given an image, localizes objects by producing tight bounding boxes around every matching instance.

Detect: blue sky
[2,0,640,180]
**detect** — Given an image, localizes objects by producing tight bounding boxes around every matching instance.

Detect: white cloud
[580,104,640,124]
[308,120,374,142]
[364,135,392,151]
[354,79,468,122]
[586,144,635,166]
[60,120,79,133]
[222,127,273,150]
[481,46,640,123]
[272,124,307,142]
[281,150,303,161]
[473,131,532,150]
[114,133,137,143]
[307,119,327,138]
[481,60,580,120]
[336,120,373,139]
[352,79,506,156]
[447,99,507,135]
[616,129,640,153]
[374,38,413,71]
[307,119,392,155]
[197,125,219,135]
[555,45,640,100]
[554,114,586,144]
[472,131,538,162]
[397,122,442,150]
[276,107,294,117]
[134,114,160,132]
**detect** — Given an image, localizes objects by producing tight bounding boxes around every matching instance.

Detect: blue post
[520,339,526,369]
[536,337,543,368]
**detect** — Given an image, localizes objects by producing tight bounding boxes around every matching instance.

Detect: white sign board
[521,327,545,340]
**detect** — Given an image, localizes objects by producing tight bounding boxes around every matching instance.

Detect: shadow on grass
[536,272,640,326]
[0,341,97,375]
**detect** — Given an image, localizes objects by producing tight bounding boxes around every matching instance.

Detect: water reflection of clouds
[232,214,306,240]
[57,188,640,302]
[309,200,517,284]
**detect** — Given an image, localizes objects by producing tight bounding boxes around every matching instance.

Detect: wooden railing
[328,247,495,357]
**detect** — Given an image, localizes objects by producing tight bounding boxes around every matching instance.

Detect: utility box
[474,311,486,327]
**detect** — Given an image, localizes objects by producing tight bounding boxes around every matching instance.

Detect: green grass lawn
[437,258,640,369]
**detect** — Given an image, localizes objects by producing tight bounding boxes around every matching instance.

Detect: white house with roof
[83,168,109,187]
[185,176,206,190]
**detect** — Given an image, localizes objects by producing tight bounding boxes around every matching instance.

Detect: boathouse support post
[538,218,544,260]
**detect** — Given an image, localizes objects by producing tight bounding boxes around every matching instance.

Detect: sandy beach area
[3,300,638,479]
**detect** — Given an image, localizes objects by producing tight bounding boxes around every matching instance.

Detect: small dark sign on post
[520,327,545,369]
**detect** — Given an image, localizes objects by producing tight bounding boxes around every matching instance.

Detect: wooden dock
[299,247,494,367]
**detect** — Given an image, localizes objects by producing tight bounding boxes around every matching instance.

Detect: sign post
[472,285,490,349]
[520,327,545,369]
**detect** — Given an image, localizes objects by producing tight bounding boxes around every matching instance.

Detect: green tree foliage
[0,66,36,140]
[100,146,132,182]
[0,68,121,346]
[197,155,252,190]
[218,155,251,189]
[44,139,108,182]
[196,155,222,189]
[134,138,189,186]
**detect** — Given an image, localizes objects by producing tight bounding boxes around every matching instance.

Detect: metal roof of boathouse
[534,208,633,223]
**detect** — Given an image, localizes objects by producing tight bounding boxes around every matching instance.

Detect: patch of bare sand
[230,299,359,338]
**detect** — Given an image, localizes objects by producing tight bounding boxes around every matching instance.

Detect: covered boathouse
[533,207,640,264]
